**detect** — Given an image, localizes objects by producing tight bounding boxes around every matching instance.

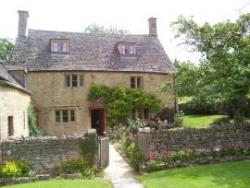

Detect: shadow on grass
[138,160,250,188]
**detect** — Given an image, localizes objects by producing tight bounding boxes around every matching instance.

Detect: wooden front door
[91,109,105,136]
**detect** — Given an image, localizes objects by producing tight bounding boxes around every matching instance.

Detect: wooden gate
[98,137,109,168]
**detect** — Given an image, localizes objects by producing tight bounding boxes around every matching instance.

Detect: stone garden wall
[0,136,85,173]
[138,123,250,160]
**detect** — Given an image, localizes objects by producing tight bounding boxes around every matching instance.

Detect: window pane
[79,75,84,86]
[72,75,78,87]
[65,75,71,87]
[144,109,149,119]
[125,45,130,55]
[58,42,64,52]
[130,77,136,88]
[129,45,134,55]
[55,111,61,122]
[52,42,58,52]
[62,43,67,52]
[8,116,14,136]
[62,110,68,122]
[70,110,75,122]
[137,77,142,88]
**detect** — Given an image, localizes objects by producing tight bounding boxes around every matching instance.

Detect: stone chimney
[148,17,157,36]
[17,10,29,37]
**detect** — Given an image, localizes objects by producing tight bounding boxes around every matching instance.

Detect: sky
[1,0,250,62]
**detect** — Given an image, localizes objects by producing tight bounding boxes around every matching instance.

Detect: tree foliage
[171,14,250,117]
[83,23,130,34]
[88,85,162,126]
[0,38,14,61]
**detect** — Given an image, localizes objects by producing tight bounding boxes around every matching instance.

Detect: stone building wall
[0,85,30,140]
[137,123,250,160]
[0,136,85,173]
[27,71,173,137]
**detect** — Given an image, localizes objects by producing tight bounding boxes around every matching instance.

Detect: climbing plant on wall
[88,85,162,126]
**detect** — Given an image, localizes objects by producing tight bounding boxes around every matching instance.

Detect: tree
[174,59,200,97]
[83,24,130,34]
[0,38,14,61]
[171,14,250,117]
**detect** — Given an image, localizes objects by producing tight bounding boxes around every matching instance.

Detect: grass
[138,160,250,188]
[2,179,113,188]
[182,114,225,128]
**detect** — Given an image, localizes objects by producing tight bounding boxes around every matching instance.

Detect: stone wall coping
[1,135,87,143]
[138,123,250,134]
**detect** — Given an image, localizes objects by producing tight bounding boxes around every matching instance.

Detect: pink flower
[149,151,159,160]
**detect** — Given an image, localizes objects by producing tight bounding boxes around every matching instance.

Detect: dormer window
[117,43,136,57]
[50,39,69,53]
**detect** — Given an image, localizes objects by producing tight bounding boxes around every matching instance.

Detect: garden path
[105,144,144,188]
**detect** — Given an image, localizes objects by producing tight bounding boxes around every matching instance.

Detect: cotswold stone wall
[138,123,250,160]
[0,136,85,173]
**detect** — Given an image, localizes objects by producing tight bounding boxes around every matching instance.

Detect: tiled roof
[12,29,173,73]
[0,63,30,94]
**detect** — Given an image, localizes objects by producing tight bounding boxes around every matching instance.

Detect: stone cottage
[0,63,30,140]
[8,10,174,137]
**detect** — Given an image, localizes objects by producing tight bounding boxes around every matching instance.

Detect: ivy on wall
[88,85,162,126]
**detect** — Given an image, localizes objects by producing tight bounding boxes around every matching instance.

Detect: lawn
[2,179,113,188]
[182,114,225,128]
[138,160,250,188]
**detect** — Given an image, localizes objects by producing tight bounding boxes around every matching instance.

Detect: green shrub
[126,143,144,171]
[81,168,96,179]
[28,104,48,136]
[52,159,88,176]
[181,96,219,115]
[0,161,30,178]
[173,111,184,127]
[79,134,98,166]
[52,159,99,178]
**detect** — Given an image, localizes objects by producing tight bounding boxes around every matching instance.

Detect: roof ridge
[28,29,150,37]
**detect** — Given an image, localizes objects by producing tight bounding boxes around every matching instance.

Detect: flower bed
[144,146,250,171]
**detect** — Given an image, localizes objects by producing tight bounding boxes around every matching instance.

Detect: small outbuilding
[0,63,30,140]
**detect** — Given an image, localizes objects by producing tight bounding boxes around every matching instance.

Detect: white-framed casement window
[65,74,84,87]
[130,76,143,89]
[118,43,136,57]
[50,39,69,53]
[55,109,76,123]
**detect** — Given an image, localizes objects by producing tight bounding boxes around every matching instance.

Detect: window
[144,109,149,119]
[130,77,143,89]
[79,75,84,86]
[118,43,136,56]
[65,74,84,87]
[55,111,61,122]
[50,39,69,53]
[65,75,71,87]
[72,75,78,87]
[70,110,75,122]
[55,109,76,123]
[8,116,14,137]
[132,108,150,120]
[130,77,136,88]
[62,110,68,122]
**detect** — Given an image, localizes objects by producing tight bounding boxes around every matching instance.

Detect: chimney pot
[148,17,157,36]
[17,10,29,37]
